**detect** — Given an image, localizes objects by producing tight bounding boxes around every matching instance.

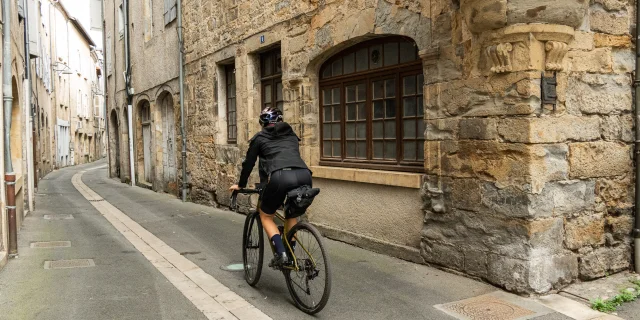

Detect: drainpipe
[634,0,640,274]
[3,0,17,255]
[102,2,109,166]
[123,0,134,186]
[23,0,34,213]
[177,0,187,201]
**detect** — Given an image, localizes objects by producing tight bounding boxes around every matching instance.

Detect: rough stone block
[564,48,613,73]
[565,74,631,115]
[594,0,628,11]
[595,176,633,209]
[569,31,594,51]
[601,114,633,143]
[612,48,634,73]
[506,0,588,28]
[594,33,632,48]
[426,119,459,141]
[564,214,606,250]
[460,0,507,33]
[463,248,488,278]
[528,254,579,293]
[590,9,630,35]
[529,144,570,192]
[459,118,498,140]
[569,142,631,178]
[421,242,464,270]
[447,178,482,212]
[497,116,600,143]
[579,245,631,280]
[481,183,531,218]
[528,218,565,254]
[487,254,529,293]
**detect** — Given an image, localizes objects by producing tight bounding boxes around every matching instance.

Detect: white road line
[72,171,271,320]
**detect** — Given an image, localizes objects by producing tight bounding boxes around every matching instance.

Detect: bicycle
[230,187,332,314]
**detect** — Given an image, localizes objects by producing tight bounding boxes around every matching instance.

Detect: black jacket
[238,122,309,188]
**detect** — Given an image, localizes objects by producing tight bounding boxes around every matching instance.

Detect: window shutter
[17,0,25,19]
[106,33,112,75]
[164,0,177,25]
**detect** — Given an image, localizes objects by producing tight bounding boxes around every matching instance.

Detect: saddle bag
[284,185,320,219]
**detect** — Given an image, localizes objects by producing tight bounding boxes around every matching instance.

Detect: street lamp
[52,62,73,75]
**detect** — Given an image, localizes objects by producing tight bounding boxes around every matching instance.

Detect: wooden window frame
[260,48,283,112]
[319,37,424,173]
[226,64,237,144]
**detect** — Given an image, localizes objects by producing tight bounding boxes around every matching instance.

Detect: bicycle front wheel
[284,222,331,314]
[242,211,264,286]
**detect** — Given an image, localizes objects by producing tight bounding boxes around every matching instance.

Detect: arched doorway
[138,100,152,183]
[109,109,120,178]
[159,92,177,193]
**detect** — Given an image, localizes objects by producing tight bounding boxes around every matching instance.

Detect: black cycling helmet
[259,107,283,127]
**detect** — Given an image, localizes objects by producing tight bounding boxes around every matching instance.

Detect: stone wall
[175,0,637,294]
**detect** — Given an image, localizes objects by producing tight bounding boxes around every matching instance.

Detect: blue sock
[271,234,286,255]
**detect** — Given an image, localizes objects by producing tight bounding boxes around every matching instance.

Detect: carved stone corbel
[545,41,569,71]
[486,43,513,73]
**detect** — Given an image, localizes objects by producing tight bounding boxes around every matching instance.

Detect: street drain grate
[436,295,536,320]
[44,259,95,270]
[44,214,74,220]
[30,241,71,248]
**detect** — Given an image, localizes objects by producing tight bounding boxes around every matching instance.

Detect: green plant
[590,280,640,313]
[591,298,618,313]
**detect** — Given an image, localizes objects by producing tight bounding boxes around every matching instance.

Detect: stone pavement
[0,160,635,319]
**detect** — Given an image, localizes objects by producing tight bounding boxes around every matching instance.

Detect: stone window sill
[310,166,422,189]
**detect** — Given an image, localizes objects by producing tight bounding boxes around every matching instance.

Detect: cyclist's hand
[229,184,240,192]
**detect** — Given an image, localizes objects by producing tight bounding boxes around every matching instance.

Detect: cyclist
[229,107,311,268]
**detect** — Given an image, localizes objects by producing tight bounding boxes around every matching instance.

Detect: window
[164,0,177,25]
[118,4,125,37]
[144,0,153,41]
[260,48,283,112]
[319,37,424,172]
[141,102,151,123]
[226,64,237,144]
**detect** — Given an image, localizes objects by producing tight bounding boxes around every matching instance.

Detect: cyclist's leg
[259,209,279,239]
[260,171,288,260]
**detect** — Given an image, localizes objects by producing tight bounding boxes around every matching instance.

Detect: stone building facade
[104,0,638,293]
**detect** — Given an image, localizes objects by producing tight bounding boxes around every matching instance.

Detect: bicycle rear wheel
[284,222,331,314]
[242,211,264,286]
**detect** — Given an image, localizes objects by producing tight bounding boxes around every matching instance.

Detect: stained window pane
[276,82,283,101]
[403,76,416,96]
[404,141,416,160]
[373,122,383,139]
[385,79,395,98]
[417,120,425,138]
[332,123,341,139]
[385,100,396,118]
[333,141,341,157]
[373,141,384,159]
[333,105,341,121]
[346,141,356,158]
[384,42,398,66]
[322,66,331,79]
[264,85,272,103]
[332,88,341,104]
[323,124,330,138]
[418,74,424,94]
[275,52,282,73]
[323,107,331,122]
[403,97,416,116]
[373,101,384,119]
[384,120,396,138]
[347,104,356,120]
[370,45,382,69]
[346,85,356,103]
[263,54,273,76]
[344,52,355,74]
[417,97,424,116]
[356,48,368,72]
[418,141,424,161]
[323,142,331,157]
[357,142,366,158]
[385,140,396,159]
[399,42,417,63]
[357,83,366,101]
[357,123,366,139]
[323,89,331,106]
[229,98,236,112]
[373,81,384,100]
[346,123,355,139]
[332,59,343,77]
[358,103,366,120]
[403,119,416,138]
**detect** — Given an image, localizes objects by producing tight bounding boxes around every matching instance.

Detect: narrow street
[0,161,622,319]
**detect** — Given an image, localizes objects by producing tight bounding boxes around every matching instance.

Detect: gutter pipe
[3,0,16,255]
[177,0,187,201]
[634,0,640,274]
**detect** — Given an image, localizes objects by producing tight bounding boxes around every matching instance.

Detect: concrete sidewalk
[0,160,629,319]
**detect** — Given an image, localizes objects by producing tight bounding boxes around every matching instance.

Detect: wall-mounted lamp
[52,62,73,75]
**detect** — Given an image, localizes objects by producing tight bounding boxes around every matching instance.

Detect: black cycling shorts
[260,168,312,215]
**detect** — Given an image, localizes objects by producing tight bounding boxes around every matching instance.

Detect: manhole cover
[44,214,74,220]
[437,295,535,320]
[44,259,95,269]
[30,241,71,248]
[221,263,245,272]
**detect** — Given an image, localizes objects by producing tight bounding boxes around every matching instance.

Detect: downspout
[634,0,640,274]
[123,0,134,186]
[3,0,17,255]
[102,1,109,165]
[23,0,34,213]
[177,0,187,201]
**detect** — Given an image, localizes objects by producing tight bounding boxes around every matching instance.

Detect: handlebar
[230,188,262,211]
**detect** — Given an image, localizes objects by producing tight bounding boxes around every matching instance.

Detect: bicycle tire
[284,222,331,314]
[242,211,264,286]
